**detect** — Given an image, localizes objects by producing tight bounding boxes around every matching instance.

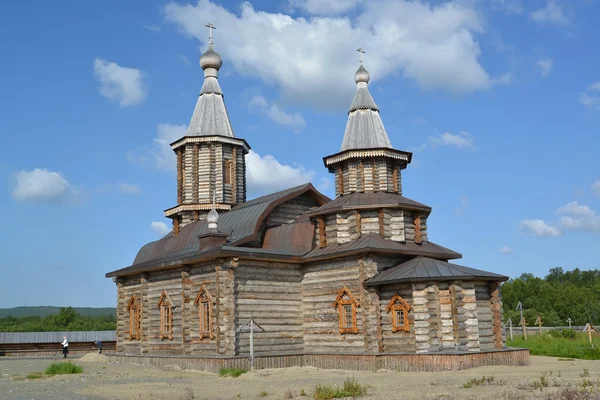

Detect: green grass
[218,367,247,378]
[25,372,45,379]
[508,332,600,360]
[44,362,83,375]
[462,376,495,389]
[313,378,368,400]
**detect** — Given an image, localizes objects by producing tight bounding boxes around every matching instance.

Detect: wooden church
[106,28,511,361]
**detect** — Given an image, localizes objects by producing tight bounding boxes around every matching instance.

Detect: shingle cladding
[365,256,508,286]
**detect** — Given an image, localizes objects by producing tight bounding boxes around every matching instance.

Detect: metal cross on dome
[205,23,216,45]
[357,47,365,64]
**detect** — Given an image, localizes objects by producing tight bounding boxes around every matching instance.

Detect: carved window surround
[193,284,214,339]
[332,287,360,334]
[127,296,141,341]
[157,290,173,340]
[386,294,411,333]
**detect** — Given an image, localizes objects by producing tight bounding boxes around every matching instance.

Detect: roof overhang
[164,203,232,218]
[323,148,412,170]
[363,274,509,287]
[170,135,251,153]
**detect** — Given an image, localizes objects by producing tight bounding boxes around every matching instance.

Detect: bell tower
[164,23,250,234]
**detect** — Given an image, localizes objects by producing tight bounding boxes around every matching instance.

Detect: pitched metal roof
[306,192,431,217]
[0,331,116,344]
[262,221,314,254]
[126,183,328,267]
[364,256,507,286]
[303,233,461,261]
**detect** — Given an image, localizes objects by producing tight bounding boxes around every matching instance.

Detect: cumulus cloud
[490,0,523,14]
[556,201,600,233]
[246,150,313,195]
[12,168,72,203]
[118,183,142,194]
[519,219,561,237]
[144,24,161,32]
[580,82,600,110]
[129,123,187,170]
[93,58,147,107]
[164,0,501,109]
[593,180,600,196]
[249,95,306,132]
[537,57,553,77]
[430,131,476,150]
[290,0,362,15]
[499,245,513,254]
[530,0,569,25]
[151,221,171,236]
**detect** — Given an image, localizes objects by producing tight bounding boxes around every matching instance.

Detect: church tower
[164,24,250,235]
[323,49,411,197]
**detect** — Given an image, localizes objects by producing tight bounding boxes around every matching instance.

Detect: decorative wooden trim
[489,281,503,349]
[215,265,221,353]
[127,296,141,341]
[337,167,344,196]
[332,287,360,334]
[359,160,364,192]
[378,208,384,237]
[157,290,173,340]
[392,164,398,192]
[386,294,411,333]
[232,147,237,204]
[177,148,183,204]
[173,217,180,236]
[355,210,361,235]
[209,144,214,202]
[193,284,214,339]
[318,217,326,248]
[414,216,422,244]
[371,160,377,192]
[192,144,199,203]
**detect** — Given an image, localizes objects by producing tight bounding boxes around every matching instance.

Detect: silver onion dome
[207,208,219,226]
[354,64,370,84]
[200,45,223,70]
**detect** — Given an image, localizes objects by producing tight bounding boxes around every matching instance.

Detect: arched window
[193,285,213,339]
[332,287,360,334]
[127,296,141,341]
[386,294,411,332]
[156,291,173,340]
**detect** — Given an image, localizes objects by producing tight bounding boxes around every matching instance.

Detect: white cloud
[12,168,72,203]
[144,24,161,32]
[580,82,600,110]
[499,245,513,254]
[490,0,523,14]
[556,201,600,233]
[290,0,362,15]
[178,54,191,66]
[118,183,142,194]
[164,0,501,109]
[129,123,187,170]
[151,221,171,236]
[593,180,600,196]
[519,219,561,237]
[93,58,147,107]
[430,131,476,150]
[246,150,313,195]
[536,57,553,77]
[530,1,569,25]
[249,95,306,132]
[456,196,468,216]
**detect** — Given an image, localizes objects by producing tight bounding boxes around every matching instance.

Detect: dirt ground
[1,355,599,400]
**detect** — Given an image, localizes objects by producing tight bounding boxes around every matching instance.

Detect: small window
[127,296,141,341]
[194,285,213,339]
[157,291,173,340]
[332,287,360,334]
[386,294,411,333]
[223,159,232,185]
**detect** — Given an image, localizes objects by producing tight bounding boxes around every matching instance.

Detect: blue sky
[0,0,598,308]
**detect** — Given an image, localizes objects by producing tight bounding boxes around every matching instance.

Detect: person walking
[61,336,69,358]
[95,340,103,354]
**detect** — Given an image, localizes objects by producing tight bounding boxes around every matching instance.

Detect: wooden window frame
[223,159,232,185]
[127,296,141,341]
[193,284,214,339]
[386,294,411,333]
[156,291,173,340]
[332,287,360,334]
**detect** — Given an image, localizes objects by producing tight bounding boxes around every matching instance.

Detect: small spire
[205,23,216,47]
[207,190,219,229]
[354,48,370,84]
[199,22,222,72]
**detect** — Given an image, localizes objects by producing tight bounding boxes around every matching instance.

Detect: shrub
[219,367,247,378]
[45,362,83,375]
[463,376,495,389]
[313,378,368,400]
[26,372,44,379]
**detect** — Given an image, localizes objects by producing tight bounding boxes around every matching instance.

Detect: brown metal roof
[262,221,314,254]
[306,192,431,218]
[124,183,328,268]
[303,233,461,261]
[364,256,507,286]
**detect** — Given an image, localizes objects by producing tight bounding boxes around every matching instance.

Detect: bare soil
[1,355,599,399]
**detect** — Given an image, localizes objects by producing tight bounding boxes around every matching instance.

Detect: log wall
[269,193,319,226]
[475,281,495,351]
[182,263,218,355]
[334,158,404,196]
[379,283,415,352]
[116,276,142,354]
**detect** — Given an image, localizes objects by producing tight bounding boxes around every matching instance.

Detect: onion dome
[200,45,223,71]
[354,64,370,84]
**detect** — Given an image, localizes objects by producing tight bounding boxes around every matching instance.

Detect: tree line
[501,267,600,327]
[0,307,116,332]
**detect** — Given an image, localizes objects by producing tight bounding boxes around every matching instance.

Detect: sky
[0,0,598,308]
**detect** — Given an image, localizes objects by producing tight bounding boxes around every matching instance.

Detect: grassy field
[508,331,600,360]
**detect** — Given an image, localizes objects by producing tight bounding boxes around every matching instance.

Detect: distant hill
[0,307,116,318]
